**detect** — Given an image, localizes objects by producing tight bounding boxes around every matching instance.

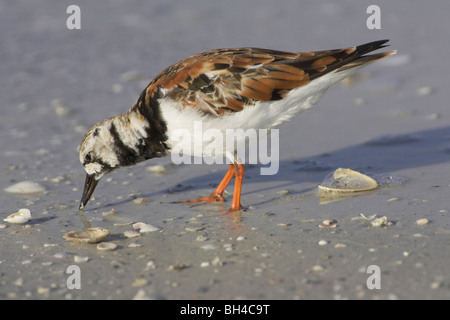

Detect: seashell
[133,222,160,233]
[3,208,31,224]
[319,219,337,228]
[63,227,110,244]
[318,168,378,193]
[96,242,117,251]
[124,230,141,238]
[4,181,46,194]
[416,218,429,226]
[133,197,149,205]
[146,164,166,174]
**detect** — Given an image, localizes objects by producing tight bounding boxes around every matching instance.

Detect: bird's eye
[84,152,93,163]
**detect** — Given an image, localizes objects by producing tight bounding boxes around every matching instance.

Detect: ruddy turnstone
[78,40,395,213]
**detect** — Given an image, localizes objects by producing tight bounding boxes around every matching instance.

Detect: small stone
[370,216,392,227]
[133,222,160,233]
[236,236,245,241]
[196,235,208,241]
[319,219,337,228]
[146,165,166,174]
[74,255,89,263]
[127,242,142,248]
[133,197,149,205]
[201,244,217,250]
[96,242,117,251]
[132,278,148,287]
[124,230,141,238]
[211,257,222,267]
[37,287,50,295]
[200,262,210,268]
[112,83,123,94]
[3,209,32,224]
[318,240,328,246]
[416,218,429,226]
[102,208,116,216]
[146,260,156,270]
[312,265,324,272]
[63,227,110,244]
[4,181,46,194]
[417,86,433,96]
[277,223,291,227]
[51,99,71,116]
[185,227,205,232]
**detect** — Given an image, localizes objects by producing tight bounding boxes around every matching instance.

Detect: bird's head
[78,118,119,210]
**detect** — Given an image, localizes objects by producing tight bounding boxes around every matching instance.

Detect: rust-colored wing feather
[143,40,393,116]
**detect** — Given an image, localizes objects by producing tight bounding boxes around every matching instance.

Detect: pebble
[127,242,142,248]
[318,240,328,246]
[236,236,245,241]
[133,197,150,205]
[53,252,71,259]
[4,181,46,194]
[417,86,433,96]
[146,260,156,270]
[133,222,160,233]
[311,265,324,272]
[124,230,141,238]
[201,244,217,250]
[185,227,204,232]
[37,287,50,295]
[96,242,117,251]
[146,164,166,174]
[51,99,71,116]
[132,279,148,287]
[74,255,89,263]
[370,216,393,227]
[102,208,116,216]
[211,257,222,267]
[319,219,337,228]
[0,224,7,229]
[366,134,419,146]
[3,208,32,224]
[196,235,208,241]
[120,70,143,82]
[277,223,291,227]
[416,218,429,226]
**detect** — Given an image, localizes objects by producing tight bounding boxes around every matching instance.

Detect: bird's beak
[79,174,99,211]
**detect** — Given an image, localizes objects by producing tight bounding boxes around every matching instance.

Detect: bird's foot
[178,193,225,206]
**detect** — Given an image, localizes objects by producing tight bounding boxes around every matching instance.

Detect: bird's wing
[143,40,394,116]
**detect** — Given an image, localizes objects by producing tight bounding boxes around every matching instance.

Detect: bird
[78,39,396,213]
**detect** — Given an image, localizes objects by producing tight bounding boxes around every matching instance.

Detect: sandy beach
[1,0,449,300]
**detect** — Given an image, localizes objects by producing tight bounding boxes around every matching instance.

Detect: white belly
[159,68,359,162]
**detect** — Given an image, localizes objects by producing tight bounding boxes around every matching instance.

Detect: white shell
[3,208,32,224]
[318,168,378,193]
[96,242,117,251]
[63,227,110,244]
[133,222,160,233]
[4,181,46,194]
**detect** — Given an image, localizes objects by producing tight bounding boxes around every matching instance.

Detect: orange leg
[220,163,245,215]
[178,163,235,204]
